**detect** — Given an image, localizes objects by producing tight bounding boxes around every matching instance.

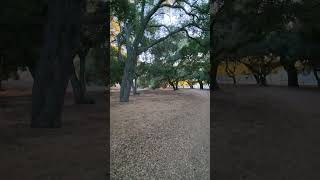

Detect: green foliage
[110,46,125,85]
[180,40,210,83]
[85,47,107,86]
[111,0,137,23]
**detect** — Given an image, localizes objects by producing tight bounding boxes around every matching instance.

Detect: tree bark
[31,0,81,128]
[259,75,267,86]
[232,76,237,86]
[253,74,260,85]
[313,68,320,87]
[131,79,136,94]
[120,49,136,102]
[70,51,94,104]
[70,62,82,103]
[254,74,267,86]
[281,57,298,87]
[211,61,219,90]
[286,65,299,87]
[79,52,86,95]
[198,80,204,90]
[70,61,94,104]
[12,71,19,80]
[132,78,139,95]
[28,64,36,79]
[175,81,179,90]
[168,80,176,90]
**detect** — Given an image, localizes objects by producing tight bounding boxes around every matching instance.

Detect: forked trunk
[70,52,94,104]
[120,50,135,102]
[254,74,267,86]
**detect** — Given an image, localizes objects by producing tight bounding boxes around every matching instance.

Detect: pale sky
[139,0,201,62]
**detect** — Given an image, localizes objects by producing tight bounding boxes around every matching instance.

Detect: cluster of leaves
[138,32,210,89]
[110,46,125,85]
[179,40,210,84]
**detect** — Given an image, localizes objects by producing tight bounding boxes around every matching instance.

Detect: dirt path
[111,89,210,179]
[0,91,107,180]
[213,86,320,180]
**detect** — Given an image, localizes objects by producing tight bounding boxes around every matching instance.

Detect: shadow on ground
[0,91,108,180]
[212,86,320,180]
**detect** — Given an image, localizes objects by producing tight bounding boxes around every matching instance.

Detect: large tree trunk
[253,74,260,85]
[120,49,136,102]
[198,80,204,90]
[12,71,19,80]
[28,64,36,79]
[131,79,135,94]
[168,80,176,90]
[286,64,299,87]
[31,0,81,128]
[254,74,267,86]
[211,61,219,90]
[313,68,320,87]
[79,52,86,95]
[70,62,82,103]
[175,81,179,90]
[232,76,237,86]
[281,57,298,87]
[260,75,267,86]
[132,78,139,95]
[70,51,94,104]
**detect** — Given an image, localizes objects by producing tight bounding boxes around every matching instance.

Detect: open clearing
[213,86,320,180]
[111,89,210,179]
[2,83,319,180]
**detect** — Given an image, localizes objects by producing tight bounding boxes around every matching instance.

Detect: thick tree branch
[182,29,207,48]
[161,4,200,19]
[138,23,195,53]
[142,0,166,28]
[140,0,146,22]
[147,24,171,32]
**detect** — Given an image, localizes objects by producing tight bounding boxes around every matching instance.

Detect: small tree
[224,59,238,86]
[240,55,281,86]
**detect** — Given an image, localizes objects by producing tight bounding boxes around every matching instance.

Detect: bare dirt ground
[213,85,320,180]
[0,83,108,180]
[111,89,210,179]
